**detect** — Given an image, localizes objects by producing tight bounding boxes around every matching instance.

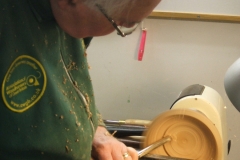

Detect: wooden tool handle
[125,119,151,126]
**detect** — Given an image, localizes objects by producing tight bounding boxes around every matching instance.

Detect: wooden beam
[149,11,240,23]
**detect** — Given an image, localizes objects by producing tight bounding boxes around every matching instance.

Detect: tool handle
[125,119,151,126]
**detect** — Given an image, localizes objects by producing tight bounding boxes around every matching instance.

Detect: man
[0,0,161,159]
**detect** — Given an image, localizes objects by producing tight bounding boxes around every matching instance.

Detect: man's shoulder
[0,0,29,23]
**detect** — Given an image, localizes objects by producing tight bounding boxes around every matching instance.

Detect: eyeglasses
[96,4,139,37]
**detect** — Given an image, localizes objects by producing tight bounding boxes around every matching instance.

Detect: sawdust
[67,61,78,71]
[84,93,92,119]
[61,89,67,96]
[63,76,67,84]
[69,109,81,127]
[65,145,69,153]
[44,40,48,45]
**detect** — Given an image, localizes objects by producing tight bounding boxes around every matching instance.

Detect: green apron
[0,0,104,159]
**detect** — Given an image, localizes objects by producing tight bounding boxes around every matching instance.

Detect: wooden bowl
[142,109,222,160]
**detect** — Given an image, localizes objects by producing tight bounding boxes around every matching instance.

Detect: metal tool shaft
[138,136,194,160]
[143,154,194,160]
[138,136,172,158]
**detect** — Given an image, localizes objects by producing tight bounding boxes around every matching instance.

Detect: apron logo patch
[2,55,47,113]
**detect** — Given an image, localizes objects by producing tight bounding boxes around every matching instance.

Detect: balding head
[50,0,161,38]
[84,0,161,17]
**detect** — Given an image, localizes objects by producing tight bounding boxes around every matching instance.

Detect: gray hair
[83,0,136,17]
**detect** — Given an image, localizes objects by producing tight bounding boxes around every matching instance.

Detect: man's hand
[92,126,138,160]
